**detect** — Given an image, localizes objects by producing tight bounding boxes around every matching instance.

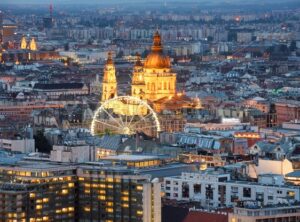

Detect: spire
[135,53,142,67]
[151,31,163,52]
[20,36,27,50]
[106,51,114,65]
[101,51,117,102]
[29,37,37,51]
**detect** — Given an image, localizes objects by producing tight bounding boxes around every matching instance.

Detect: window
[193,184,201,194]
[243,187,251,198]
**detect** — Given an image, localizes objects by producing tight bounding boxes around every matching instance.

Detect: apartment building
[164,169,299,208]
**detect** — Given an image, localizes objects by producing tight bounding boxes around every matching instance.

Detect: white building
[50,142,94,163]
[0,138,35,153]
[248,158,294,179]
[164,169,300,208]
[229,202,300,222]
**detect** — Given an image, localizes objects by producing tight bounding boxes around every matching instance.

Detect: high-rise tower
[101,52,117,102]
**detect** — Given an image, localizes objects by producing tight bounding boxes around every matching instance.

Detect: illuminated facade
[77,166,161,222]
[20,36,27,49]
[101,52,117,102]
[101,31,199,110]
[20,36,37,51]
[131,31,176,101]
[97,31,201,136]
[0,161,161,222]
[29,37,37,51]
[0,163,77,222]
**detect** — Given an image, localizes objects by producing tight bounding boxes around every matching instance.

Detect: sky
[0,0,289,4]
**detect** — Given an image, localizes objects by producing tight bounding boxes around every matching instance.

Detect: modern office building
[77,165,161,222]
[0,161,161,222]
[0,162,77,222]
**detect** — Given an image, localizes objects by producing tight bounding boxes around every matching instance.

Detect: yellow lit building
[97,31,202,135]
[131,31,176,101]
[29,37,37,51]
[20,36,27,49]
[101,52,117,102]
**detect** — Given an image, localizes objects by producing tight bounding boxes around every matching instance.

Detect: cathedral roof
[144,31,170,69]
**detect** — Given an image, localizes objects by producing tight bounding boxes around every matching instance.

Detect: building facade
[0,161,161,222]
[164,170,299,208]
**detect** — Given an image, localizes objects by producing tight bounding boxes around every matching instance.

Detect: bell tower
[131,54,145,99]
[101,52,117,102]
[20,36,27,49]
[29,37,37,51]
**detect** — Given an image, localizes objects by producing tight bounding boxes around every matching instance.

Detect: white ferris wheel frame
[90,96,161,136]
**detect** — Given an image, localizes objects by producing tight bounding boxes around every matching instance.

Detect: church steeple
[131,53,145,99]
[152,30,163,52]
[20,36,27,50]
[29,37,37,51]
[101,52,117,102]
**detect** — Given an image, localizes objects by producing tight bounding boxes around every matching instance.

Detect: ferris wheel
[91,96,161,137]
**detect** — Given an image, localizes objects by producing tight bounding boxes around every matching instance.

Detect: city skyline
[0,0,299,222]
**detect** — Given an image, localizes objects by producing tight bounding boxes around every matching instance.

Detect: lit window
[61,189,69,195]
[137,210,143,215]
[84,207,91,212]
[106,208,113,213]
[137,185,143,191]
[29,193,36,198]
[68,207,74,212]
[106,177,113,182]
[122,196,129,201]
[122,191,129,195]
[106,202,113,207]
[36,205,42,210]
[98,195,106,200]
[122,203,129,208]
[68,183,74,188]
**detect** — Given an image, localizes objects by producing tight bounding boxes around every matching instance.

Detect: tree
[34,130,52,153]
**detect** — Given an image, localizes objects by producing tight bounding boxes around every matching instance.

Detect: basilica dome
[144,31,171,69]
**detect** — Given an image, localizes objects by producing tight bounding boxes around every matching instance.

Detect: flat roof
[101,154,163,161]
